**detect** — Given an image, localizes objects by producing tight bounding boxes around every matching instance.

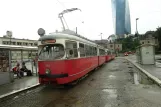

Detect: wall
[140,39,158,45]
[0,37,37,46]
[107,43,122,52]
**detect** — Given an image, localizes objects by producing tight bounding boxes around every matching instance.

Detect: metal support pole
[76,27,77,34]
[35,62,38,76]
[9,36,14,82]
[136,19,138,34]
[59,15,66,31]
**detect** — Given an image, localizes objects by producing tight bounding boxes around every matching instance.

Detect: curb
[125,58,161,87]
[0,83,40,100]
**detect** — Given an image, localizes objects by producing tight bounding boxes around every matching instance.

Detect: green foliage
[119,36,140,52]
[154,27,161,51]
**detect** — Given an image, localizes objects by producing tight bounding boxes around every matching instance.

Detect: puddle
[130,71,154,85]
[102,89,117,98]
[13,96,19,99]
[109,69,119,72]
[133,72,139,85]
[45,96,78,107]
[108,75,116,79]
[156,62,161,68]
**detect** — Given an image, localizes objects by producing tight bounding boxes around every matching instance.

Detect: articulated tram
[37,30,115,85]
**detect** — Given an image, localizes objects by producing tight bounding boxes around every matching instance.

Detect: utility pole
[136,18,139,36]
[76,27,77,34]
[99,33,103,44]
[136,18,139,44]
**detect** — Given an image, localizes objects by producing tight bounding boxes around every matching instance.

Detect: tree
[154,27,161,51]
[121,36,139,52]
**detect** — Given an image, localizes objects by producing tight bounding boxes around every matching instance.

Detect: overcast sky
[0,0,161,40]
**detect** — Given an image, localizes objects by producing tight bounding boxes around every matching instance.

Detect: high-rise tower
[111,0,131,36]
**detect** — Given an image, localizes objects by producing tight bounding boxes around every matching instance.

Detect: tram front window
[39,44,64,60]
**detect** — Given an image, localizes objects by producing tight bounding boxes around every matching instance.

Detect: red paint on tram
[39,56,99,84]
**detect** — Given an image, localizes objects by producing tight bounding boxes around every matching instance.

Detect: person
[20,62,32,76]
[13,63,23,78]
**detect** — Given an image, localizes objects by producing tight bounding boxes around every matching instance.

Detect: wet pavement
[127,55,161,80]
[1,58,161,107]
[0,76,39,97]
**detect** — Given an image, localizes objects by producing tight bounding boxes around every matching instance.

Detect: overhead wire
[56,0,67,10]
[56,0,84,31]
[56,0,70,29]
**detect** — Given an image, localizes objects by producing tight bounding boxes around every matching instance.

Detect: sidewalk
[126,55,161,85]
[0,75,39,99]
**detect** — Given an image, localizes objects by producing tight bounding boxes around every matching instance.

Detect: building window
[17,42,21,45]
[142,42,144,44]
[118,45,119,47]
[34,43,37,46]
[29,43,33,46]
[148,41,150,43]
[11,42,16,45]
[110,45,113,48]
[3,41,7,44]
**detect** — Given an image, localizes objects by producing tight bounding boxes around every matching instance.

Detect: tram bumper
[39,73,68,78]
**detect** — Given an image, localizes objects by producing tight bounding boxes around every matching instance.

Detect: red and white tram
[37,29,115,85]
[37,8,115,85]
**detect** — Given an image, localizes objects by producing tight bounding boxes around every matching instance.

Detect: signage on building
[6,31,12,38]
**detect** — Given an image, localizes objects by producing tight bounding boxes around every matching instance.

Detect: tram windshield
[38,44,64,60]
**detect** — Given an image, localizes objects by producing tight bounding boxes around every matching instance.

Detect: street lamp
[99,33,102,40]
[136,18,139,34]
[98,33,103,44]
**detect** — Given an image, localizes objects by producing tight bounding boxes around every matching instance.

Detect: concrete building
[140,39,158,45]
[140,31,159,46]
[0,36,38,46]
[111,0,131,36]
[94,40,108,48]
[108,34,117,43]
[107,43,122,52]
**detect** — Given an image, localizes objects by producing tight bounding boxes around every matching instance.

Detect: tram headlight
[45,69,51,74]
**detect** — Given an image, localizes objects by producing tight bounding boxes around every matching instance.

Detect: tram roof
[38,32,98,46]
[0,44,38,50]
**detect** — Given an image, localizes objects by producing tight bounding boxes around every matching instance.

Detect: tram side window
[89,46,93,56]
[108,51,111,55]
[85,45,89,57]
[79,43,85,57]
[66,41,78,58]
[99,49,102,56]
[85,45,96,57]
[99,49,105,56]
[94,47,97,56]
[91,47,94,56]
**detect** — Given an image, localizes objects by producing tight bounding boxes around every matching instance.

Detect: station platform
[0,75,39,99]
[126,55,161,84]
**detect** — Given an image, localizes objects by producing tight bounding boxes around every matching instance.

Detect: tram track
[1,59,161,107]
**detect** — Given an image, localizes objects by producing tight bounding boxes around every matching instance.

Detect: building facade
[140,31,159,46]
[111,0,131,36]
[94,40,108,48]
[140,39,158,45]
[108,34,117,43]
[107,43,122,52]
[0,37,38,46]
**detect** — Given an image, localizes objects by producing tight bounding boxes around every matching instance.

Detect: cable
[56,0,67,9]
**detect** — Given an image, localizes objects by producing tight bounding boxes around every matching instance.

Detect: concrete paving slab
[0,76,39,99]
[126,55,161,86]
